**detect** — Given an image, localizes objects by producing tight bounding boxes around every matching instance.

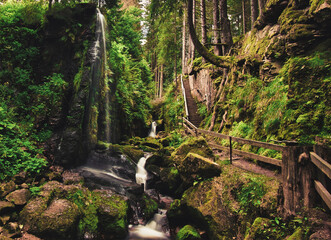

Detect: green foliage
[0,105,47,180]
[176,225,201,240]
[168,131,186,148]
[106,7,153,132]
[161,83,185,130]
[237,176,266,214]
[30,186,41,197]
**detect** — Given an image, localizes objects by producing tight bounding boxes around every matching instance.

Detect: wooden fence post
[282,145,314,217]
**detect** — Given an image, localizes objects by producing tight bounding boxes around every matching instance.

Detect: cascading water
[135,154,151,191]
[148,121,157,138]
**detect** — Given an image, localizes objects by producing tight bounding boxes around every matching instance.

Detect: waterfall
[148,121,157,138]
[135,154,151,190]
[128,209,169,239]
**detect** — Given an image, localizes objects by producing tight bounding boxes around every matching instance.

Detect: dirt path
[213,149,282,181]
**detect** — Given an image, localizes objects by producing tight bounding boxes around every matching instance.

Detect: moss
[93,191,129,239]
[172,136,214,161]
[141,194,158,220]
[244,217,272,240]
[119,145,144,163]
[287,227,303,240]
[176,225,201,240]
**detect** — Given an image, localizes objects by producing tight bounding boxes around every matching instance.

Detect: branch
[187,0,231,68]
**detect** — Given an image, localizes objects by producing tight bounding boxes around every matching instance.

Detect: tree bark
[219,0,233,55]
[201,0,207,62]
[187,0,230,68]
[182,5,187,75]
[189,0,196,60]
[213,0,221,56]
[258,0,265,16]
[250,0,258,29]
[160,64,164,98]
[242,0,246,34]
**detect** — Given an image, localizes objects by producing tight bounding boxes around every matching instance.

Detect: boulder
[20,198,80,240]
[169,165,279,239]
[0,201,14,215]
[62,170,84,184]
[5,189,30,206]
[13,172,27,185]
[0,181,16,198]
[176,225,201,240]
[172,137,214,161]
[178,153,222,180]
[93,190,130,239]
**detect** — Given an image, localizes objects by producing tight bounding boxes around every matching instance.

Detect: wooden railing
[182,117,283,167]
[181,117,331,214]
[310,152,331,210]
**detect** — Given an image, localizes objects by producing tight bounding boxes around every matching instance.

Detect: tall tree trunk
[201,0,207,62]
[155,66,159,98]
[250,0,258,29]
[258,0,265,16]
[213,0,221,56]
[189,0,196,60]
[160,64,164,98]
[242,0,246,34]
[174,8,177,84]
[182,5,187,75]
[219,0,233,55]
[187,0,230,68]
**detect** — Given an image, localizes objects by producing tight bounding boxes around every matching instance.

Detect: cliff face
[187,0,330,144]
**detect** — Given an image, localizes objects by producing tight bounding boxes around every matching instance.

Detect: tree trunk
[155,66,159,98]
[187,0,230,68]
[250,0,258,29]
[174,8,177,84]
[213,0,221,56]
[201,0,207,62]
[160,64,164,98]
[182,5,187,75]
[258,0,265,16]
[242,0,246,34]
[219,0,233,55]
[189,0,196,60]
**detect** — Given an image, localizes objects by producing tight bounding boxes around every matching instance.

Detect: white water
[135,154,151,190]
[128,209,169,239]
[148,121,157,138]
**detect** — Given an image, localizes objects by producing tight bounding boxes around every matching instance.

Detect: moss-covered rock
[176,225,201,240]
[20,198,80,240]
[287,227,303,240]
[178,153,222,180]
[140,194,158,221]
[168,165,279,239]
[244,217,272,240]
[5,189,31,206]
[120,145,144,163]
[172,137,214,161]
[94,190,130,239]
[0,181,16,198]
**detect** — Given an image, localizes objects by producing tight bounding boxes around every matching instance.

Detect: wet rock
[0,202,14,215]
[176,225,201,240]
[120,145,144,163]
[20,183,29,189]
[5,189,31,206]
[62,170,84,184]
[20,198,79,240]
[0,181,16,198]
[94,190,130,239]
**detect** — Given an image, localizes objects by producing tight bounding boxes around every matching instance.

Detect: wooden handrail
[314,180,331,210]
[310,152,331,180]
[182,117,283,167]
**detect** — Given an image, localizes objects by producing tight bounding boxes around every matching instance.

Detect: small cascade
[135,154,151,191]
[128,209,169,240]
[148,121,157,138]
